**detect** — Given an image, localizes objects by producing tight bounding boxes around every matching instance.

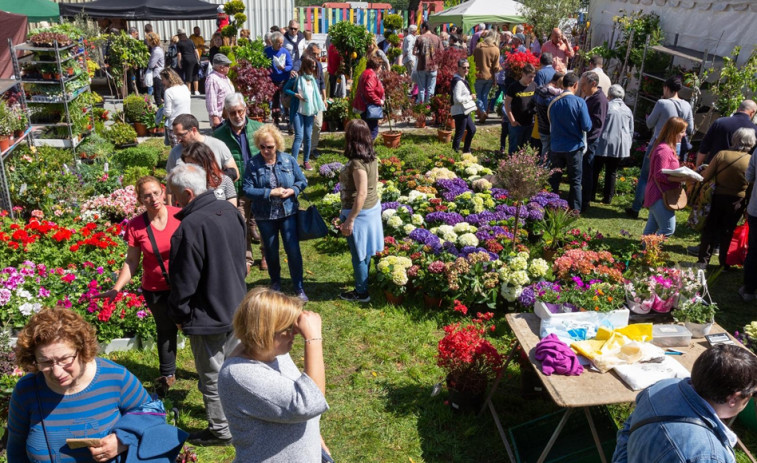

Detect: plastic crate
[508,406,618,463]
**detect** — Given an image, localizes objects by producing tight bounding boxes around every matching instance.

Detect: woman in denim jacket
[243,124,309,301]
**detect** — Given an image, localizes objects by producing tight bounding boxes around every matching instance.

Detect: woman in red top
[642,117,689,236]
[98,176,181,397]
[327,43,342,98]
[353,56,385,140]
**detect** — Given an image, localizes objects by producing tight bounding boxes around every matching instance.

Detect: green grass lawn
[109,126,757,462]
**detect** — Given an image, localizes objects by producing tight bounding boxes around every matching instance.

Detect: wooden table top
[505,312,728,407]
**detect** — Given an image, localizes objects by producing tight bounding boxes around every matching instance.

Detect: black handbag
[296,193,328,241]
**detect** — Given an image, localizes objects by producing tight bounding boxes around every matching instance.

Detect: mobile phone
[66,438,102,449]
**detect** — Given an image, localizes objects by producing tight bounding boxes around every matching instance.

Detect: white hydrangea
[403,224,417,235]
[528,259,550,278]
[472,196,485,213]
[472,178,492,192]
[382,209,397,221]
[322,193,341,204]
[517,251,530,260]
[397,195,409,204]
[453,222,477,234]
[510,256,528,271]
[436,225,458,242]
[501,285,523,302]
[498,266,511,282]
[411,214,425,226]
[509,270,530,287]
[457,233,479,247]
[425,167,457,181]
[461,152,478,163]
[387,215,404,229]
[408,190,429,203]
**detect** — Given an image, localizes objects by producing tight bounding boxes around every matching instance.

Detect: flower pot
[133,122,149,137]
[414,118,426,128]
[437,129,453,143]
[41,72,52,80]
[0,136,10,152]
[99,337,139,354]
[423,294,443,309]
[251,116,264,122]
[446,376,486,413]
[684,320,713,338]
[382,131,402,148]
[383,290,404,306]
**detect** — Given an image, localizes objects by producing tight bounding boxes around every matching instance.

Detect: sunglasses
[259,144,276,150]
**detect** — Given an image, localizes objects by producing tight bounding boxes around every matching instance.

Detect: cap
[176,28,185,35]
[514,33,526,43]
[213,53,232,65]
[217,5,225,13]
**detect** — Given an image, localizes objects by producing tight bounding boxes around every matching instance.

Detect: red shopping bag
[726,222,749,266]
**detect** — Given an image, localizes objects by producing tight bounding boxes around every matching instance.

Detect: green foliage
[123,166,152,187]
[112,145,161,170]
[387,47,403,62]
[349,58,367,110]
[324,97,350,123]
[78,133,114,161]
[105,32,150,89]
[612,11,664,71]
[6,146,80,213]
[466,55,476,90]
[521,0,581,37]
[104,122,137,146]
[705,46,757,117]
[122,95,149,124]
[221,0,246,41]
[390,64,406,75]
[383,13,403,32]
[674,299,718,324]
[232,39,271,69]
[329,22,373,77]
[223,0,245,15]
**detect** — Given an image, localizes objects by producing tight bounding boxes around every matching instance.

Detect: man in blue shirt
[264,32,293,126]
[534,52,556,88]
[695,100,757,166]
[613,344,757,463]
[547,72,592,212]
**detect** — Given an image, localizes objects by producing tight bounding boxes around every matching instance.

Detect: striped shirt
[7,357,150,462]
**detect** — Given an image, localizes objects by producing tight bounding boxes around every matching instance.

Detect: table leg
[478,339,519,416]
[536,408,573,463]
[584,407,608,463]
[487,400,516,463]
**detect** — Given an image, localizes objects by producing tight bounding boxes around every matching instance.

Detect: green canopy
[0,0,59,22]
[428,0,526,31]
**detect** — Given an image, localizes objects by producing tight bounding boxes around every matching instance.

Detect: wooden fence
[296,7,414,34]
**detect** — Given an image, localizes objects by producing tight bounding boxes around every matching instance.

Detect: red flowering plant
[504,50,540,80]
[78,277,152,344]
[232,60,277,119]
[437,305,503,396]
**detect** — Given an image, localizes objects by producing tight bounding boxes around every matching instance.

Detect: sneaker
[193,91,200,96]
[187,428,232,446]
[303,162,313,171]
[738,286,756,302]
[270,281,281,291]
[154,375,175,399]
[340,290,370,302]
[624,207,639,219]
[687,245,700,256]
[297,290,309,303]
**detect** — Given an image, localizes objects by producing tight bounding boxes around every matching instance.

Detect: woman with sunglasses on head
[7,308,153,462]
[182,141,238,207]
[243,124,309,302]
[450,58,477,153]
[219,287,332,462]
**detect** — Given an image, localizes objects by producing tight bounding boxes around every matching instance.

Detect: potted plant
[323,97,350,131]
[123,95,149,136]
[232,60,276,121]
[380,70,412,148]
[537,206,580,259]
[104,31,149,94]
[0,103,13,151]
[674,298,717,338]
[328,21,373,77]
[437,307,502,412]
[411,102,431,128]
[431,95,454,142]
[9,105,28,139]
[104,122,138,147]
[375,255,413,304]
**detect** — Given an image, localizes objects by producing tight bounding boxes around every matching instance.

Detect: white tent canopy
[428,0,526,32]
[589,0,757,66]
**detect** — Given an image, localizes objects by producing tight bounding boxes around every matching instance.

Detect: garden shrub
[112,145,160,170]
[104,122,137,146]
[122,166,151,187]
[7,146,80,215]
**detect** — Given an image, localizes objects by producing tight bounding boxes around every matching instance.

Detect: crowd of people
[8,17,757,463]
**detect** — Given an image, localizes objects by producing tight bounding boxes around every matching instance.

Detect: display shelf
[1,129,32,160]
[649,44,723,66]
[32,135,83,149]
[27,85,91,103]
[22,73,84,85]
[14,42,76,52]
[19,50,85,65]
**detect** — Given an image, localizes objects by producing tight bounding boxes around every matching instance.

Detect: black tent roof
[59,0,218,20]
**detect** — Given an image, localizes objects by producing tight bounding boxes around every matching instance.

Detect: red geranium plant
[505,50,540,80]
[437,304,503,396]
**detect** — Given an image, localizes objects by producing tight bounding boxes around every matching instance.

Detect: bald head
[550,28,562,44]
[738,100,757,114]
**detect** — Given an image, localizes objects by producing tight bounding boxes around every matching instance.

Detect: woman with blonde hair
[642,116,691,236]
[242,124,309,301]
[219,287,331,461]
[146,32,164,105]
[366,36,390,72]
[160,68,190,146]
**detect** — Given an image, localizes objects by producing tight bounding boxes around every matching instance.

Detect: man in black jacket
[167,163,247,446]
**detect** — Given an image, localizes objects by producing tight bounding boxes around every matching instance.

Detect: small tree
[222,0,247,46]
[381,70,412,133]
[705,46,757,117]
[521,0,581,37]
[382,13,404,33]
[329,22,373,78]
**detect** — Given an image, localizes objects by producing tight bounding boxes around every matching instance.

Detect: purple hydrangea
[425,211,465,226]
[408,228,442,253]
[475,225,514,242]
[518,286,536,307]
[333,182,342,193]
[491,188,509,199]
[319,162,345,178]
[381,202,413,214]
[465,210,508,226]
[529,191,568,210]
[436,178,472,201]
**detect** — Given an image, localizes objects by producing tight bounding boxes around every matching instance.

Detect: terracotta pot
[251,116,264,122]
[42,72,52,80]
[13,129,23,138]
[154,126,165,135]
[414,118,426,128]
[383,290,404,306]
[437,129,453,143]
[382,131,402,148]
[133,122,149,137]
[423,294,443,309]
[0,136,10,152]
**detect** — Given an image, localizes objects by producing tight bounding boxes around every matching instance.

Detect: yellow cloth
[191,35,206,55]
[571,324,654,372]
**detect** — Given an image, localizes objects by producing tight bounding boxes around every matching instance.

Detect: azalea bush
[504,51,540,80]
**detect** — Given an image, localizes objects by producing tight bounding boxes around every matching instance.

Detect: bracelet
[304,337,323,344]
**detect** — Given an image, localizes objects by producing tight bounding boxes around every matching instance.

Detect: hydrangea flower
[457,233,479,248]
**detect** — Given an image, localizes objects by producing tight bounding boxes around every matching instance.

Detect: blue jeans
[643,199,676,236]
[489,83,506,112]
[549,149,583,211]
[291,112,314,162]
[474,79,493,114]
[347,235,372,294]
[539,133,551,163]
[257,214,304,292]
[508,123,532,154]
[631,142,655,212]
[361,112,379,140]
[581,139,600,211]
[415,70,437,103]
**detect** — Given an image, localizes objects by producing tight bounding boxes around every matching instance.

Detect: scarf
[297,74,325,117]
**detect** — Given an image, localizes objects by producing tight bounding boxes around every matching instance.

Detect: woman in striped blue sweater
[7,307,151,462]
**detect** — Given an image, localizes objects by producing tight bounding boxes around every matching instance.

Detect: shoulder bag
[687,154,747,231]
[653,171,687,211]
[296,192,328,241]
[361,74,384,120]
[143,212,171,286]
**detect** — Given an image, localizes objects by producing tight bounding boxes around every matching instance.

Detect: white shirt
[592,67,612,98]
[163,85,191,127]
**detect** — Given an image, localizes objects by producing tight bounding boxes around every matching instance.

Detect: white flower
[498,266,511,282]
[403,224,417,234]
[472,178,492,192]
[397,195,409,203]
[382,209,397,220]
[408,190,429,203]
[528,259,549,278]
[436,225,458,242]
[509,270,530,286]
[17,289,33,300]
[510,256,528,271]
[411,214,425,226]
[453,222,477,234]
[425,167,457,181]
[457,233,479,247]
[19,302,42,316]
[387,215,404,229]
[501,285,523,302]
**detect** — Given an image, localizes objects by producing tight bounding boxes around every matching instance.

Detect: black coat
[168,191,247,335]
